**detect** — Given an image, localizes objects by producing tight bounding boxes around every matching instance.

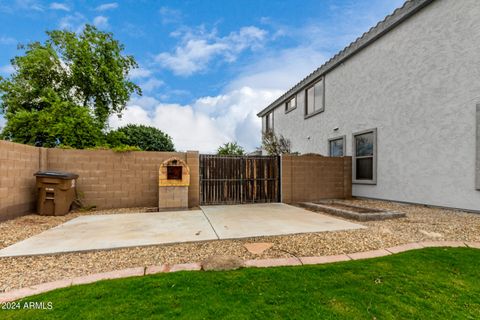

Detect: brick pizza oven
[158,157,190,210]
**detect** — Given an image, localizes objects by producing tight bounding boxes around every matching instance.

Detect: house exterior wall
[264,0,480,211]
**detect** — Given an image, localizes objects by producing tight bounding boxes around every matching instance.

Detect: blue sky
[0,0,404,152]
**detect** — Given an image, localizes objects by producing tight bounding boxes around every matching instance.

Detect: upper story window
[305,77,325,118]
[285,96,296,113]
[329,136,345,157]
[353,128,377,184]
[265,112,274,133]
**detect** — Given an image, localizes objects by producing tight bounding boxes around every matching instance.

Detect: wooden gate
[200,154,280,205]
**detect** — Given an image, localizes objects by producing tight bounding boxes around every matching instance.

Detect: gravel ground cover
[1,199,479,292]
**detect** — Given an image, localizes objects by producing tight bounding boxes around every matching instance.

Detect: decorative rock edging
[1,241,479,303]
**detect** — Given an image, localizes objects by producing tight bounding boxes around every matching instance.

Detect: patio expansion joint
[0,240,477,303]
[199,207,220,240]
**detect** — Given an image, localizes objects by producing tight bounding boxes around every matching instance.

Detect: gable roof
[257,0,435,117]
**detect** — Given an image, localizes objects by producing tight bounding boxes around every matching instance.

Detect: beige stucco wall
[267,0,480,211]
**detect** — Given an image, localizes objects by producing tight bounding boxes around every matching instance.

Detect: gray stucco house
[257,0,480,212]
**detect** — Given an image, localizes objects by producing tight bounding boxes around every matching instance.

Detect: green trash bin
[34,171,79,216]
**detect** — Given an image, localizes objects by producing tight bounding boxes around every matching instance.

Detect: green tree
[0,24,141,148]
[217,142,245,156]
[1,100,102,148]
[107,124,175,151]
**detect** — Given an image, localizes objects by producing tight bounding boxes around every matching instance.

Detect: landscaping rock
[419,230,443,238]
[1,199,479,292]
[201,255,244,271]
[244,242,273,255]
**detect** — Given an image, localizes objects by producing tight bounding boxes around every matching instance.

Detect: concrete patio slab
[201,203,365,239]
[0,203,364,257]
[0,210,218,257]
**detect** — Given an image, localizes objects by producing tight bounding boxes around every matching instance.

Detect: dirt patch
[0,199,479,292]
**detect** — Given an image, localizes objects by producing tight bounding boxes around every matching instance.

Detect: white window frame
[352,128,377,185]
[285,95,297,114]
[304,77,325,119]
[328,135,346,157]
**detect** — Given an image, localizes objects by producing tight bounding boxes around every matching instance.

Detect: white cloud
[93,15,109,29]
[59,12,86,31]
[108,43,326,153]
[108,2,405,153]
[155,26,267,76]
[227,47,327,93]
[139,77,164,92]
[128,96,161,110]
[129,67,152,79]
[109,4,405,152]
[49,2,69,11]
[95,2,118,11]
[0,36,16,45]
[109,86,279,152]
[59,13,110,32]
[109,105,152,129]
[110,102,228,152]
[0,64,14,75]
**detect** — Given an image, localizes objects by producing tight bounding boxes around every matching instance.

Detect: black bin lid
[34,171,79,179]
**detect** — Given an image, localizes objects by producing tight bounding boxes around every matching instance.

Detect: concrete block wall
[0,141,201,221]
[0,140,351,221]
[281,154,352,203]
[159,186,189,210]
[47,149,200,210]
[0,141,42,221]
[186,151,200,208]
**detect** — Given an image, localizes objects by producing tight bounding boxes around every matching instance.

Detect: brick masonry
[0,141,201,220]
[281,154,352,203]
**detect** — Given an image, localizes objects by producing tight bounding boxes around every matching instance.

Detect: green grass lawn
[2,248,479,319]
